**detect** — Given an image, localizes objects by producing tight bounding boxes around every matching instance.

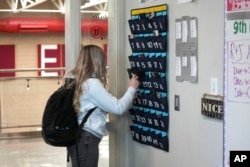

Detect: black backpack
[41,79,95,147]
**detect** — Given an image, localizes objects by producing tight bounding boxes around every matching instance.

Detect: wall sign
[90,26,103,38]
[201,94,223,120]
[38,44,65,77]
[0,45,15,77]
[227,0,250,11]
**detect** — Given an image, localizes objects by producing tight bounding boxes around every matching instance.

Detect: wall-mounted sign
[227,0,250,11]
[201,94,224,120]
[90,26,103,38]
[38,44,65,77]
[0,45,15,77]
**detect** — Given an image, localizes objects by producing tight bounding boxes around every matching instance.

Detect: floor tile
[0,136,109,167]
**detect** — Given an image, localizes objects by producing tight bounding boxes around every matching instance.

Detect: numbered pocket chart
[175,16,198,83]
[127,4,169,152]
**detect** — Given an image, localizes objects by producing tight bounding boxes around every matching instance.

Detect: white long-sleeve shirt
[78,78,136,138]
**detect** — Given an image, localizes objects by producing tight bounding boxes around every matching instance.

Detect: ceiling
[0,0,108,16]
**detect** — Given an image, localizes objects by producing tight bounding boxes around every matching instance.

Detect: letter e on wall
[38,44,65,77]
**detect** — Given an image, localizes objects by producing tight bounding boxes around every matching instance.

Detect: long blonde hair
[68,45,107,113]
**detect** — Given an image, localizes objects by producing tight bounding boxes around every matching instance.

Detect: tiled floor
[0,134,109,167]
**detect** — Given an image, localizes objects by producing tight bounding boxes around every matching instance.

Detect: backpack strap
[79,107,97,129]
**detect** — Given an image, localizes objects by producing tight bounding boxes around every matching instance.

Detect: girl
[67,45,139,167]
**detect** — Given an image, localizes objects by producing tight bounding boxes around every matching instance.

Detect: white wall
[108,0,225,167]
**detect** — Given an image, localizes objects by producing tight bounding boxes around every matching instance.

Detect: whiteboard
[227,39,250,103]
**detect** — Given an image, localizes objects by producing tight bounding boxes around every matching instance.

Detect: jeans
[67,130,101,167]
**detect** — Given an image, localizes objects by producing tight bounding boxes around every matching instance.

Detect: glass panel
[81,1,109,167]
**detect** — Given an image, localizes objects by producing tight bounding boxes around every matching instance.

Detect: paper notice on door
[181,20,188,42]
[190,56,197,76]
[190,19,197,38]
[176,56,182,76]
[175,21,182,39]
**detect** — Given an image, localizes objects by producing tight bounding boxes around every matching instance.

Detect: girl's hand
[129,74,139,89]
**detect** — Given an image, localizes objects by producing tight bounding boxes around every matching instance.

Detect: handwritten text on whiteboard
[227,39,250,103]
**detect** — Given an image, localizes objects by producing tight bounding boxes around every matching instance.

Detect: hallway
[0,134,109,167]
